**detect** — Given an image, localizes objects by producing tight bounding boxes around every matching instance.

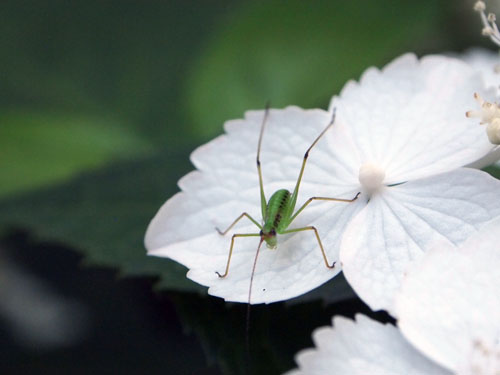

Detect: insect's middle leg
[216,233,261,278]
[216,212,262,235]
[282,226,335,269]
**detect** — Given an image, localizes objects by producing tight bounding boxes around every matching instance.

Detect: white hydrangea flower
[286,315,450,375]
[288,217,500,375]
[146,106,360,303]
[145,53,500,309]
[396,216,500,375]
[331,54,500,312]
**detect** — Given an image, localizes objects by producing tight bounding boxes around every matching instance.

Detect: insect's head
[260,229,277,249]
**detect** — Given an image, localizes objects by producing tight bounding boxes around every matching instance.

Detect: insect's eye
[270,229,276,236]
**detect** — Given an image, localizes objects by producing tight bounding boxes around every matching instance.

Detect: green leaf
[184,0,448,139]
[0,151,203,293]
[0,0,239,146]
[0,111,152,198]
[484,164,500,179]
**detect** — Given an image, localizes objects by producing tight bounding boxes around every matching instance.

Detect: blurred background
[0,0,494,373]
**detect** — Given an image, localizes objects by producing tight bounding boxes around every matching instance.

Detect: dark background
[0,0,492,373]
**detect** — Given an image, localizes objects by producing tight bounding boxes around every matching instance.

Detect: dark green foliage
[172,290,393,375]
[0,111,151,197]
[184,0,449,139]
[0,151,203,293]
[484,165,500,179]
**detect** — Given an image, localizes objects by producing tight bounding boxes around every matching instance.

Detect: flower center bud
[358,162,385,193]
[466,93,500,125]
[486,118,500,145]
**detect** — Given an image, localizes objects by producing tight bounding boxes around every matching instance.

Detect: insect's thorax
[262,189,292,244]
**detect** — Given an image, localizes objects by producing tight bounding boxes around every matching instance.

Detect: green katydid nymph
[215,105,360,304]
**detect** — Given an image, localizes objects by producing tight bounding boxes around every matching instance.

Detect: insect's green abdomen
[263,189,291,234]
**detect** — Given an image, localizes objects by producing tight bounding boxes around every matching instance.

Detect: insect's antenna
[256,102,271,164]
[290,108,337,208]
[305,107,337,156]
[256,102,270,219]
[248,238,264,306]
[245,237,264,366]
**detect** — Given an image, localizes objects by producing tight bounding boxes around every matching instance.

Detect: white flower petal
[287,314,450,375]
[396,216,500,373]
[329,53,495,183]
[462,47,500,96]
[466,146,500,169]
[145,107,361,303]
[152,193,364,303]
[340,168,500,313]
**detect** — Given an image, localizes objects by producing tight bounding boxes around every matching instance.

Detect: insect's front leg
[216,233,261,278]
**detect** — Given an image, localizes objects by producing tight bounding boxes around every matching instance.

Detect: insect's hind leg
[281,226,336,269]
[216,233,261,278]
[216,212,262,235]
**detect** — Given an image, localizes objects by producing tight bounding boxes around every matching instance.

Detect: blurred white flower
[0,252,90,348]
[145,53,500,309]
[461,48,500,96]
[461,48,500,161]
[286,315,450,375]
[287,216,500,375]
[474,1,500,47]
[396,216,500,374]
